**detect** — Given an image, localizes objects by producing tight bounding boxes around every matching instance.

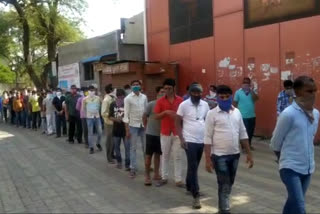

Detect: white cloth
[46,112,56,134]
[160,134,183,182]
[177,99,210,144]
[43,97,55,114]
[123,92,148,128]
[204,106,248,156]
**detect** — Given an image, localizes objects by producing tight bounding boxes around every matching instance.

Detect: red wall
[146,0,320,137]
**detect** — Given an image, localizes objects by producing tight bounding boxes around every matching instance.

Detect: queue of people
[0,75,318,214]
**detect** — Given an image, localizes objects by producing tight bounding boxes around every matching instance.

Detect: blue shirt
[234,89,256,118]
[270,101,319,175]
[276,90,292,115]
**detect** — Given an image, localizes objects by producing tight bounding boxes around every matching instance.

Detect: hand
[246,154,254,168]
[125,130,131,139]
[180,138,188,150]
[205,159,214,173]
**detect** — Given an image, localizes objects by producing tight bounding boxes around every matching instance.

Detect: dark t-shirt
[109,101,125,137]
[52,96,66,112]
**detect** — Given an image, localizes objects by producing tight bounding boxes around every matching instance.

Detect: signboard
[58,63,80,89]
[102,63,130,74]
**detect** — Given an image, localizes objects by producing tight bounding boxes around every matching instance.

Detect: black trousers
[32,112,40,129]
[68,115,82,142]
[185,142,204,198]
[56,114,67,137]
[243,117,256,146]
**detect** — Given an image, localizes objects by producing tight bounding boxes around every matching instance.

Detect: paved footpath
[0,123,320,213]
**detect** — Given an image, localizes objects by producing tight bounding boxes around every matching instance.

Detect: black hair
[70,85,77,89]
[124,84,131,89]
[243,77,251,83]
[116,88,126,97]
[293,76,314,91]
[155,86,163,93]
[163,78,176,87]
[131,80,141,85]
[210,85,217,90]
[216,85,233,95]
[56,88,62,92]
[283,80,293,88]
[105,84,113,93]
[88,85,95,90]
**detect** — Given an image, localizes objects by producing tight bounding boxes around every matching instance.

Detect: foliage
[0,64,15,84]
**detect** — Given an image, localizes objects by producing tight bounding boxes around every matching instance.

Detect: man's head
[284,80,293,90]
[216,85,233,112]
[124,84,131,90]
[116,88,126,99]
[131,80,142,94]
[163,78,176,97]
[105,84,113,94]
[210,85,217,93]
[70,85,77,95]
[293,76,317,110]
[156,86,165,99]
[188,82,203,105]
[88,85,96,97]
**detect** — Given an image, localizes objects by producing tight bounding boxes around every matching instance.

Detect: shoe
[144,176,152,186]
[129,171,136,179]
[97,144,103,151]
[192,197,201,209]
[175,181,186,188]
[77,140,82,144]
[56,136,61,138]
[218,210,231,214]
[153,175,162,181]
[125,167,131,171]
[156,179,168,187]
[89,148,94,154]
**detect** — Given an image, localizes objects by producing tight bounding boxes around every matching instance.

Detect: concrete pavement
[0,123,320,213]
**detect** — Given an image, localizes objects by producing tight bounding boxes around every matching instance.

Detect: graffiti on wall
[244,0,320,28]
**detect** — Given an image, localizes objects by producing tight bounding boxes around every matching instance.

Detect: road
[0,123,320,213]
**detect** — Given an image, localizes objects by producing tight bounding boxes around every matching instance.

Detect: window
[84,63,94,81]
[169,0,213,44]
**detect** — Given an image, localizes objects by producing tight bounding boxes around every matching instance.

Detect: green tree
[0,64,15,84]
[0,0,86,88]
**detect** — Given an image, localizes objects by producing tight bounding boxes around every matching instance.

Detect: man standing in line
[176,83,210,209]
[43,90,56,136]
[204,84,217,109]
[234,77,259,150]
[277,80,294,116]
[154,78,184,187]
[13,92,23,127]
[76,87,89,148]
[123,80,148,178]
[101,84,116,163]
[143,86,166,185]
[29,91,41,131]
[109,88,130,170]
[82,86,103,154]
[271,76,319,214]
[52,88,67,138]
[22,89,31,128]
[65,85,82,144]
[204,85,254,214]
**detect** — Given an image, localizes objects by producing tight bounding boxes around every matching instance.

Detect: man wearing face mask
[82,86,103,154]
[271,76,319,214]
[65,85,82,144]
[277,80,294,116]
[52,88,67,138]
[176,83,210,209]
[204,85,254,214]
[43,90,56,135]
[204,85,217,109]
[234,77,259,150]
[123,80,148,178]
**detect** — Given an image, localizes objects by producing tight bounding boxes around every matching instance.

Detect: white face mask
[89,91,95,97]
[209,91,216,97]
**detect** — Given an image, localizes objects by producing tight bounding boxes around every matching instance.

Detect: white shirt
[123,92,148,128]
[43,97,55,114]
[204,106,248,156]
[177,99,210,144]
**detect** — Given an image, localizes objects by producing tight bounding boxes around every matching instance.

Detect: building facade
[146,0,320,138]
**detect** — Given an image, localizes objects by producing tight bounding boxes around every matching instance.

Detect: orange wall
[146,0,320,137]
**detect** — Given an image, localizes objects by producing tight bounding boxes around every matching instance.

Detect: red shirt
[154,95,183,136]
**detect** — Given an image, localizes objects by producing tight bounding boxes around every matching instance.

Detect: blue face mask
[132,86,141,92]
[217,96,233,112]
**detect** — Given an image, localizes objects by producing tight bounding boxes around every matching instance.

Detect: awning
[81,53,117,64]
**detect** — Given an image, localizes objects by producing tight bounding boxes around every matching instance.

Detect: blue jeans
[129,126,145,172]
[87,118,102,149]
[212,153,240,213]
[185,143,204,198]
[113,136,130,168]
[280,168,311,214]
[15,111,23,127]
